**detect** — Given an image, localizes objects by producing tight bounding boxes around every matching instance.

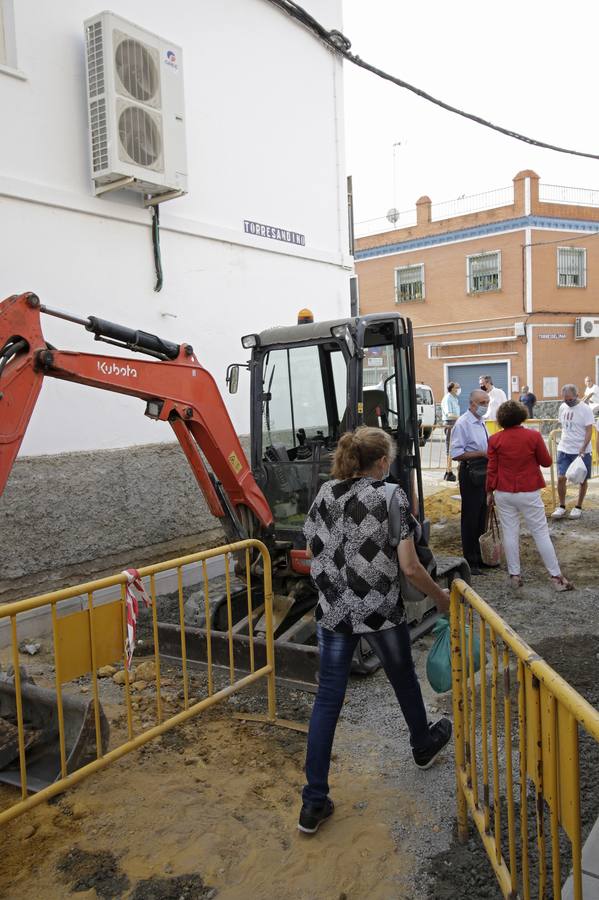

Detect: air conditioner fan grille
[118,105,162,169]
[115,38,159,104]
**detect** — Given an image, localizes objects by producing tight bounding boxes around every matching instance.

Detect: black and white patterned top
[303,477,413,634]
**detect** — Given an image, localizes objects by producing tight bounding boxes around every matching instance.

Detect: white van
[363,380,435,445]
[416,383,435,445]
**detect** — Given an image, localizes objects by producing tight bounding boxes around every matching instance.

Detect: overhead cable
[266,0,599,162]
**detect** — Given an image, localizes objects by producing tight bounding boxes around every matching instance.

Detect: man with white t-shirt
[551,384,595,519]
[479,375,507,422]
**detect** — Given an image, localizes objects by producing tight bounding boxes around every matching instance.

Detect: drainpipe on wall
[347,175,355,257]
[524,224,533,390]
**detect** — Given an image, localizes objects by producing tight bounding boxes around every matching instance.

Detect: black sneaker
[445,471,456,482]
[298,798,334,834]
[413,718,452,770]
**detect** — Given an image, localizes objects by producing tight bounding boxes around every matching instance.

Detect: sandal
[509,575,523,588]
[551,575,574,592]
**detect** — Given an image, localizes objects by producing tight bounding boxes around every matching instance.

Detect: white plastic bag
[565,455,588,485]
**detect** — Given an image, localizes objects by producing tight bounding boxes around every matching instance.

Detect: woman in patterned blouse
[298,427,452,835]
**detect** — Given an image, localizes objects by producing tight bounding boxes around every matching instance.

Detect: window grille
[395,264,424,303]
[467,252,501,293]
[557,247,586,287]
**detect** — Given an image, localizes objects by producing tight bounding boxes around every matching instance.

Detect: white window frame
[394,263,425,304]
[466,250,501,295]
[0,0,24,79]
[557,246,586,288]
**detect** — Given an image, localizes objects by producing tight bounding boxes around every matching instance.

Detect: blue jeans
[302,623,432,806]
[557,451,592,480]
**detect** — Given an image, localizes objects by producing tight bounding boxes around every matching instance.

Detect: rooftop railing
[355,185,514,238]
[539,183,599,207]
[430,185,513,222]
[355,180,599,239]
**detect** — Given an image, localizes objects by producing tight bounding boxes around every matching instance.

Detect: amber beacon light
[297,308,314,324]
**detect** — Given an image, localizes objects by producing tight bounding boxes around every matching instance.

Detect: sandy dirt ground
[2,475,599,899]
[0,683,417,900]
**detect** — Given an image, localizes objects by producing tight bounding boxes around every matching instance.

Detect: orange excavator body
[0,292,273,540]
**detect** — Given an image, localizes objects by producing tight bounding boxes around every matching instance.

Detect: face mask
[564,398,577,407]
[476,404,488,417]
[456,388,461,396]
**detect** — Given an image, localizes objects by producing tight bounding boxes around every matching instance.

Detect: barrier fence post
[0,539,294,827]
[445,576,599,899]
[450,582,468,842]
[549,430,558,509]
[262,547,277,724]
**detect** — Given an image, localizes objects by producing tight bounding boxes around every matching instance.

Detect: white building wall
[0,0,351,456]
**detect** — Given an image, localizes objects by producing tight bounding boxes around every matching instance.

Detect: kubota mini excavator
[0,292,468,694]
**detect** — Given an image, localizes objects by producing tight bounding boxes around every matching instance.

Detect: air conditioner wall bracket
[95,176,136,196]
[144,190,185,207]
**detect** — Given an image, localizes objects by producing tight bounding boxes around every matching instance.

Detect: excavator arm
[0,292,273,541]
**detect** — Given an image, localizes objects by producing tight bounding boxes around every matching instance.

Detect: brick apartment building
[354,170,599,412]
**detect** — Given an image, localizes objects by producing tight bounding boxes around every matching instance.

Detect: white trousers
[494,490,561,577]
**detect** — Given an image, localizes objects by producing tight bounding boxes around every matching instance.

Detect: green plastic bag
[426,616,481,694]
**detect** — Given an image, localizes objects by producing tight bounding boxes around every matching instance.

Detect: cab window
[259,344,347,537]
[262,346,325,448]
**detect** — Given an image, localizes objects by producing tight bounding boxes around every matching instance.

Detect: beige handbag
[479,507,502,567]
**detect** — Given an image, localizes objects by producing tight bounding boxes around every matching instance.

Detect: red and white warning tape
[121,568,152,670]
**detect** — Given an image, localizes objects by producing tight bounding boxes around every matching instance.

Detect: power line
[266,0,599,162]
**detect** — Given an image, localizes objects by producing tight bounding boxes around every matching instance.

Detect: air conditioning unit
[84,12,187,201]
[575,316,599,339]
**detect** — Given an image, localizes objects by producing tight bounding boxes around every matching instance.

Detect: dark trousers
[302,623,431,806]
[458,462,487,567]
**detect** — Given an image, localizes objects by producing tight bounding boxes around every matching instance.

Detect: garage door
[447,362,509,414]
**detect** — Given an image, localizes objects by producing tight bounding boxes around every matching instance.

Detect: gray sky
[342,0,599,227]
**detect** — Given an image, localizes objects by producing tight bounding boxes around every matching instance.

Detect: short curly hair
[497,400,528,428]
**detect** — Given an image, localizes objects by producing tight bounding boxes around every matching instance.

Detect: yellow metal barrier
[0,539,277,826]
[450,578,599,899]
[420,420,558,472]
[485,419,557,438]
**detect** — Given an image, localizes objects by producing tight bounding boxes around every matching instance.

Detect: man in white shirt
[582,375,599,415]
[552,383,594,519]
[450,389,490,575]
[479,375,507,422]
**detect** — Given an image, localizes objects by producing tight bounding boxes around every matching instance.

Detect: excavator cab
[238,312,425,547]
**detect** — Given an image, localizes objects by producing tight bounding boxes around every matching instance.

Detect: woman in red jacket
[486,400,573,591]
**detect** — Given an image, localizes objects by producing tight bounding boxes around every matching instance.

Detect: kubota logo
[97,361,138,378]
